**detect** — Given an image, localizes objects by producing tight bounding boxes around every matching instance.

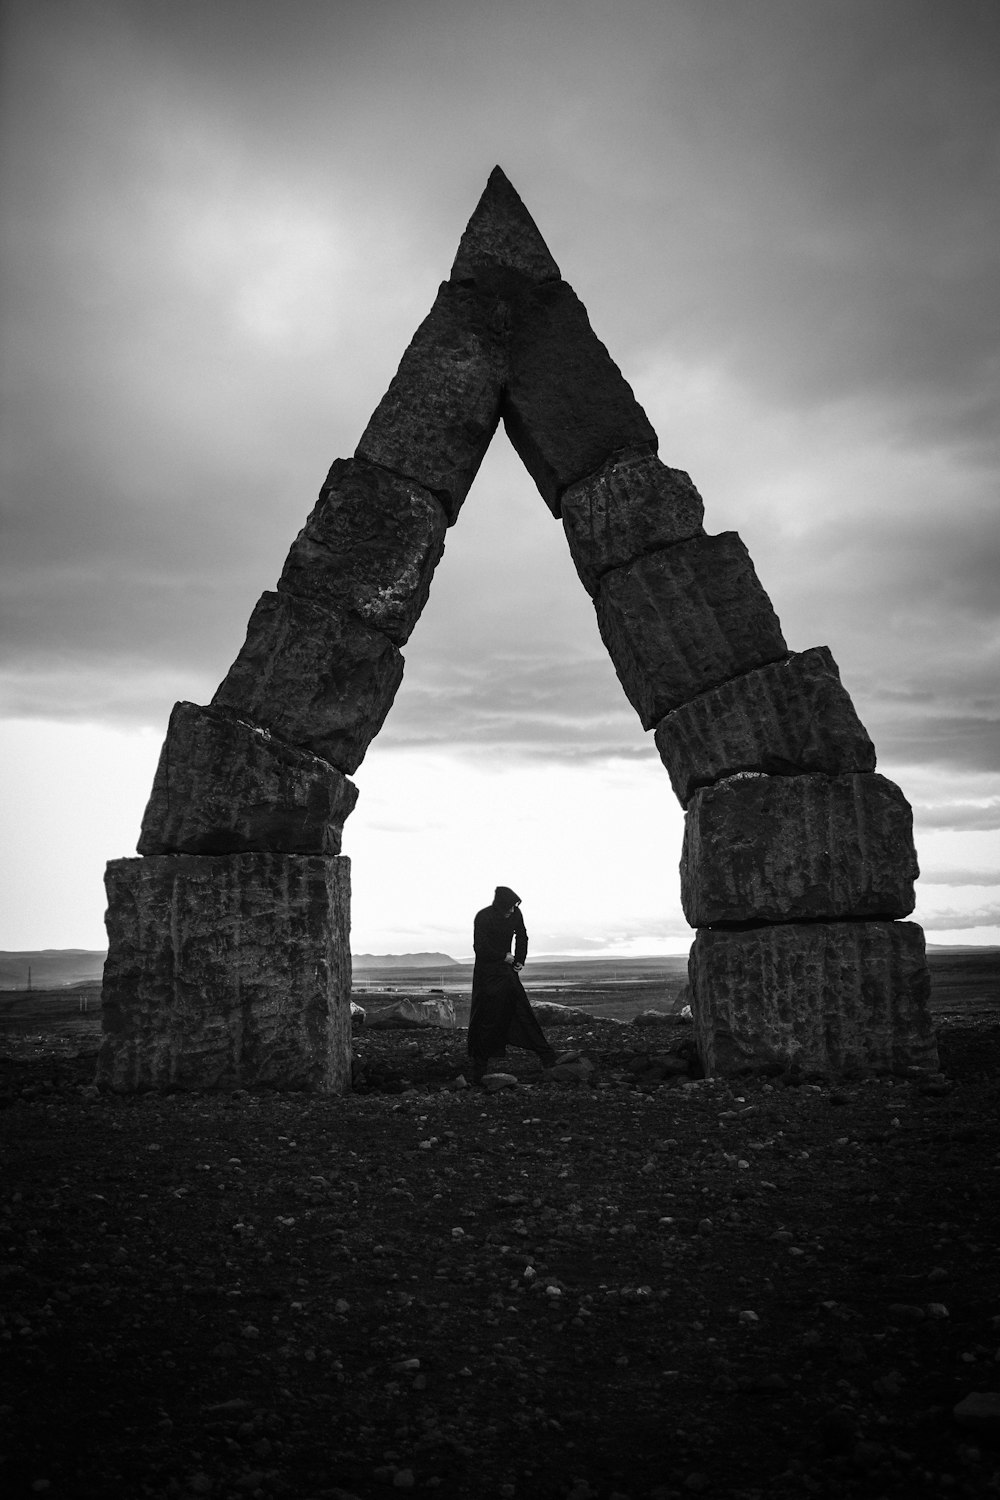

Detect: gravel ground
[1,1011,998,1500]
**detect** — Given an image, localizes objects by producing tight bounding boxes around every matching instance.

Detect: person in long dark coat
[467,885,557,1084]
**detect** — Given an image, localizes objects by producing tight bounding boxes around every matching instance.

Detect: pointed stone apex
[450,166,561,285]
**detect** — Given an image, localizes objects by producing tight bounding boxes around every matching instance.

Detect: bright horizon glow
[1,719,997,956]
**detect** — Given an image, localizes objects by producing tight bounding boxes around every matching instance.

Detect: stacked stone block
[679,772,918,927]
[101,392,466,1087]
[101,165,935,1089]
[101,174,559,1091]
[652,647,875,805]
[138,702,358,857]
[480,173,935,1079]
[211,591,403,774]
[560,452,706,592]
[99,252,508,1093]
[97,853,351,1093]
[657,649,933,1074]
[356,282,506,524]
[689,921,937,1077]
[503,281,659,511]
[593,533,788,728]
[277,458,447,645]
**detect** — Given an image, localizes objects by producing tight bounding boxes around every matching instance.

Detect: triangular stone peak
[450,166,562,285]
[98,170,936,1093]
[357,164,661,521]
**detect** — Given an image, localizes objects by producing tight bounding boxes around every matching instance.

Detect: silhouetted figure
[467,886,557,1084]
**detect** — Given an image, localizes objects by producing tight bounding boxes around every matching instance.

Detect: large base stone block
[595,532,788,729]
[503,279,658,513]
[681,771,918,926]
[654,645,877,806]
[96,853,352,1093]
[278,458,447,646]
[356,281,505,524]
[212,591,403,774]
[689,920,938,1077]
[560,451,705,595]
[138,702,358,857]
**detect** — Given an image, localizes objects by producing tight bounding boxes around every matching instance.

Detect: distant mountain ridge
[926,943,1000,953]
[0,949,461,986]
[2,944,994,989]
[0,950,106,989]
[352,953,458,969]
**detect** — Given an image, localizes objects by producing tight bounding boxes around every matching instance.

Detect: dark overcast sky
[1,0,998,953]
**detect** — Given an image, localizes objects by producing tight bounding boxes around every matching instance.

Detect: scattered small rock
[483,1073,518,1093]
[954,1391,1000,1436]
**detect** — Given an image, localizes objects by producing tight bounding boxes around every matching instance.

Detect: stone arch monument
[97,169,938,1092]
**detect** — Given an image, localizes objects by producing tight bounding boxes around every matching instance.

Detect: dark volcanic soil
[1,1008,999,1500]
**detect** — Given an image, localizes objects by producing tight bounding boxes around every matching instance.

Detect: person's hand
[504,953,515,965]
[512,962,523,972]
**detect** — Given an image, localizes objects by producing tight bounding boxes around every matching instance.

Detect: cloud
[378,655,649,763]
[1,0,998,949]
[5,2,999,744]
[873,719,1000,777]
[921,905,1000,932]
[914,800,1000,833]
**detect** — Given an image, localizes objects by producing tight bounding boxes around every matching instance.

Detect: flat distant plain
[1,949,996,1047]
[351,949,1000,1028]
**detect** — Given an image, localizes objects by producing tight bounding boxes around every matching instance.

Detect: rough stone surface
[595,532,788,729]
[953,1392,1000,1435]
[503,279,658,514]
[482,1072,518,1092]
[560,451,705,594]
[96,853,352,1093]
[450,165,561,285]
[689,920,938,1077]
[212,591,403,775]
[364,997,457,1030]
[137,701,358,857]
[655,646,877,806]
[529,1000,606,1027]
[681,771,918,926]
[547,1053,599,1084]
[277,458,447,645]
[356,281,505,524]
